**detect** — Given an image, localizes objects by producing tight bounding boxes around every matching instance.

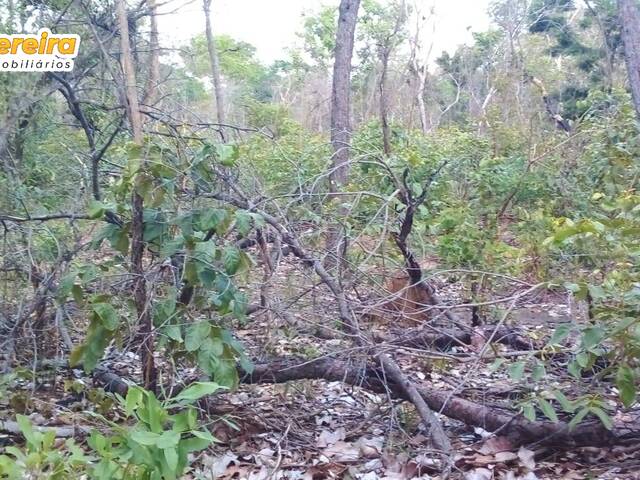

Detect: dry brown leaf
[316,427,346,448]
[478,436,515,455]
[322,440,361,462]
[356,435,384,458]
[517,447,536,470]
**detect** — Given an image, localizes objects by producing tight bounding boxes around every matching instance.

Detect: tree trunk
[203,0,226,141]
[143,0,160,110]
[618,0,640,120]
[116,0,143,144]
[330,0,360,190]
[379,48,392,157]
[325,0,361,269]
[116,0,156,392]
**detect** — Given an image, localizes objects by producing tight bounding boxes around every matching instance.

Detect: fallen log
[241,357,640,448]
[380,325,536,352]
[0,420,91,438]
[93,357,639,448]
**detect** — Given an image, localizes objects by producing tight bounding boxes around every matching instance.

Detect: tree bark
[618,0,640,120]
[326,0,361,269]
[143,0,161,110]
[379,48,392,157]
[116,0,156,392]
[330,0,360,189]
[116,0,143,144]
[203,0,226,142]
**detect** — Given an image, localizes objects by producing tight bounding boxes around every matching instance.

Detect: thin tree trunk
[116,0,156,392]
[144,0,160,110]
[379,48,392,157]
[326,0,361,270]
[203,0,226,141]
[377,4,406,155]
[618,0,640,120]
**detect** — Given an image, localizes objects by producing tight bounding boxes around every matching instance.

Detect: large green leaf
[616,365,637,407]
[171,382,223,404]
[185,321,211,352]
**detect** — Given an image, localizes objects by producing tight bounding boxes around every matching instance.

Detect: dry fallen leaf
[317,427,346,448]
[517,447,536,471]
[465,467,493,480]
[479,436,515,455]
[494,451,518,463]
[356,435,384,458]
[322,440,361,462]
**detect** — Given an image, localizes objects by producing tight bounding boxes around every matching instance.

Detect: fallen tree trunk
[241,357,639,448]
[380,325,536,352]
[94,357,639,448]
[0,420,91,438]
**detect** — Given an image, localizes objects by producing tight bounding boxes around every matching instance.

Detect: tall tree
[618,0,640,120]
[408,1,433,134]
[327,0,361,268]
[116,0,156,391]
[361,0,406,156]
[203,0,226,140]
[144,0,161,109]
[116,0,143,143]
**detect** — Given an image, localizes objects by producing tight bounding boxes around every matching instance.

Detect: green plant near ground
[0,415,91,479]
[88,383,222,480]
[0,383,222,480]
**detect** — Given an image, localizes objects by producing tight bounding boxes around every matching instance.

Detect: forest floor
[1,251,639,480]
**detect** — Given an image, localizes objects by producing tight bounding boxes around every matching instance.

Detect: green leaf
[589,407,613,430]
[72,284,84,305]
[216,144,239,167]
[160,238,184,258]
[156,430,180,449]
[16,415,36,447]
[164,325,183,342]
[185,321,211,352]
[88,200,106,219]
[172,408,197,433]
[171,382,223,404]
[180,437,211,453]
[164,448,178,473]
[553,390,575,413]
[489,358,506,372]
[192,430,216,442]
[616,366,637,407]
[130,430,161,446]
[531,363,546,382]
[568,407,589,430]
[213,358,238,388]
[568,359,582,379]
[581,327,605,350]
[223,246,241,275]
[587,284,606,301]
[235,211,252,236]
[198,209,229,235]
[509,361,526,381]
[537,397,558,422]
[549,324,571,345]
[125,387,143,416]
[522,402,536,421]
[92,303,119,331]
